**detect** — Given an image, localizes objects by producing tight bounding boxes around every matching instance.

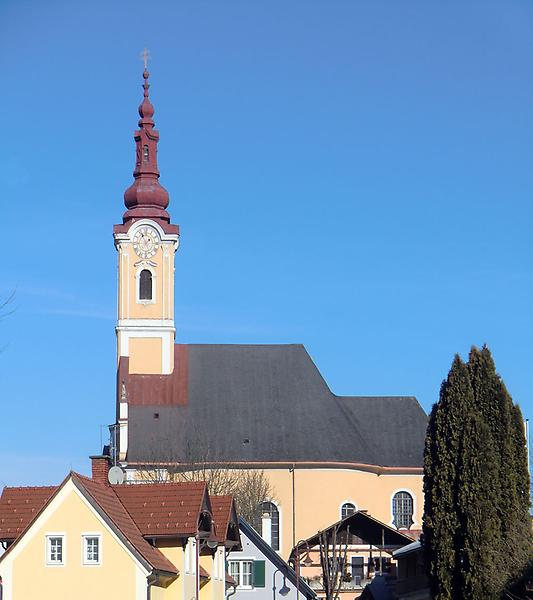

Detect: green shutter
[253,560,266,587]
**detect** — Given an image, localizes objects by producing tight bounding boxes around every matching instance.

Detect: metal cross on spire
[141,48,150,70]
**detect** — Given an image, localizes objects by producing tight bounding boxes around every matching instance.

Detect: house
[0,456,240,600]
[290,510,414,600]
[109,66,428,559]
[391,541,429,600]
[227,517,316,600]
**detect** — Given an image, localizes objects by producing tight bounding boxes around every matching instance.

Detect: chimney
[90,455,110,485]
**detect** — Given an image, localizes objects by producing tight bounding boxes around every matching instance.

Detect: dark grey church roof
[124,344,427,469]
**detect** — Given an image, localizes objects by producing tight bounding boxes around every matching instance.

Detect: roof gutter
[126,460,423,475]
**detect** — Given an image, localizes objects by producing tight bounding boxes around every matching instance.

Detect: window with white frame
[392,491,414,530]
[341,502,356,520]
[229,560,253,588]
[260,501,280,550]
[83,535,101,565]
[46,535,64,565]
[139,269,153,300]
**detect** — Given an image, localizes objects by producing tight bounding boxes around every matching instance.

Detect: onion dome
[123,69,170,223]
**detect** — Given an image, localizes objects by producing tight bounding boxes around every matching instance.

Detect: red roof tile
[210,496,233,542]
[72,474,177,573]
[0,475,225,576]
[0,486,56,540]
[120,344,188,407]
[113,481,207,536]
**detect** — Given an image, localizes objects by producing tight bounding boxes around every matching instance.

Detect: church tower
[113,68,179,377]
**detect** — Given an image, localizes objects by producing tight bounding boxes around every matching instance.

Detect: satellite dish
[108,466,125,485]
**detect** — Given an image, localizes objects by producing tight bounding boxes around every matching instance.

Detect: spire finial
[122,60,170,224]
[141,47,150,70]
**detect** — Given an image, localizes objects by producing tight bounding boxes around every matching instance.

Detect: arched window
[392,491,414,530]
[341,502,356,520]
[260,501,279,551]
[139,269,153,300]
[143,145,149,162]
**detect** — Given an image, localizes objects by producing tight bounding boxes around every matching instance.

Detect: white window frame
[135,264,157,305]
[82,533,102,566]
[339,500,357,520]
[391,489,415,530]
[260,499,282,552]
[228,559,254,589]
[45,533,65,567]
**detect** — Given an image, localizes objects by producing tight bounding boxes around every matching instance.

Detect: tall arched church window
[260,502,279,551]
[139,269,153,300]
[341,502,356,520]
[392,491,414,530]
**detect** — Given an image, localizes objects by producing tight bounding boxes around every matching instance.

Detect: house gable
[0,478,150,600]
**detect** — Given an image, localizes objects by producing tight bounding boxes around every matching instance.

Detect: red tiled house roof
[0,474,221,576]
[113,481,209,537]
[72,474,177,573]
[0,486,56,540]
[210,496,240,548]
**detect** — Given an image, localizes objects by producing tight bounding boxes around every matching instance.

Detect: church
[112,67,428,559]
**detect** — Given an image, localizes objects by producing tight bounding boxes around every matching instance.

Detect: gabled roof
[124,344,427,470]
[210,496,240,547]
[71,474,177,573]
[113,481,208,537]
[239,518,316,600]
[0,474,221,575]
[292,510,414,557]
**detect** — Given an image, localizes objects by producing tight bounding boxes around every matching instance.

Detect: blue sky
[0,0,532,486]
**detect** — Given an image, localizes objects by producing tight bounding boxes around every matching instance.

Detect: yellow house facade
[0,458,240,600]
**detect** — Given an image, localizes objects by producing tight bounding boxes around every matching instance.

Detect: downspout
[196,533,200,600]
[146,572,157,600]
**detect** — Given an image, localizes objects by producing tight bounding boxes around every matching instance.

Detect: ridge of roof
[71,473,177,573]
[239,518,316,600]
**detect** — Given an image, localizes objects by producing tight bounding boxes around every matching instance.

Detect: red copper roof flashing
[118,345,188,407]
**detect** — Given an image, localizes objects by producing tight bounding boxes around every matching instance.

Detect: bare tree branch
[136,431,275,531]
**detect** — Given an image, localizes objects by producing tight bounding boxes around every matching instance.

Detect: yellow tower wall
[129,338,163,374]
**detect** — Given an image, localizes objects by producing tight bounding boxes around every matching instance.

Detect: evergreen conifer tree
[423,355,471,600]
[507,402,532,580]
[455,412,500,599]
[468,346,532,587]
[424,347,532,599]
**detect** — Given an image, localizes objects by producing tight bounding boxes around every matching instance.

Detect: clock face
[133,226,159,259]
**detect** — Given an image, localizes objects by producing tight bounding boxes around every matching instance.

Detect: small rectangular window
[46,535,64,565]
[83,535,101,565]
[228,560,255,588]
